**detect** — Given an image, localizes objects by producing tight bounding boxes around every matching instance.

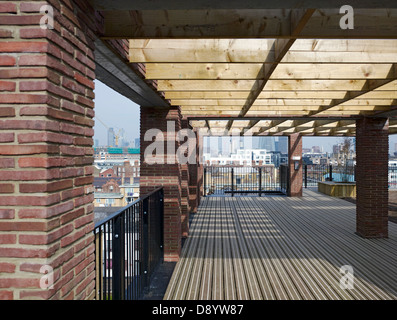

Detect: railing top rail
[204,164,276,168]
[94,187,163,229]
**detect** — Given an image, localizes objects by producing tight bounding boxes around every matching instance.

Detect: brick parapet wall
[0,0,96,299]
[356,117,389,238]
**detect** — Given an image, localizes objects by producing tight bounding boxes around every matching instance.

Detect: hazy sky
[93,80,140,146]
[93,80,397,154]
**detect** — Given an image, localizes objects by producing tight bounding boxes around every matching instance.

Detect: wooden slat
[220,198,236,300]
[146,63,396,80]
[145,63,265,80]
[130,39,275,63]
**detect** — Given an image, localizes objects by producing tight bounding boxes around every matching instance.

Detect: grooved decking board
[164,189,397,300]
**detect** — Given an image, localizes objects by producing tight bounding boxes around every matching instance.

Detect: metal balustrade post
[159,190,164,259]
[329,164,333,181]
[203,167,207,197]
[304,164,308,188]
[354,165,356,182]
[259,167,262,197]
[142,197,149,289]
[231,168,234,197]
[112,214,125,300]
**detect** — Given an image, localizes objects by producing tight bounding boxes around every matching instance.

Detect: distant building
[333,143,344,155]
[270,151,288,167]
[107,128,115,147]
[94,147,140,163]
[276,137,288,154]
[312,146,321,153]
[253,137,276,152]
[204,148,274,166]
[93,176,140,207]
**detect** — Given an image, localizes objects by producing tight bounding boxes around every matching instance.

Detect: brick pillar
[0,1,97,299]
[356,117,389,238]
[140,106,183,261]
[197,130,204,201]
[180,119,190,238]
[188,129,199,214]
[288,133,303,197]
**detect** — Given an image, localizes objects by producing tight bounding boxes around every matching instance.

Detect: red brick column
[356,117,389,238]
[180,119,190,238]
[0,1,97,299]
[188,129,200,214]
[288,133,303,197]
[140,106,183,261]
[197,131,205,201]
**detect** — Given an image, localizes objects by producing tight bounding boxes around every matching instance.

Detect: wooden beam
[264,79,370,91]
[166,90,397,100]
[180,105,391,111]
[165,91,251,99]
[145,63,265,80]
[174,98,395,106]
[145,62,397,80]
[271,63,396,80]
[283,52,397,63]
[300,9,397,39]
[106,9,291,39]
[174,99,332,106]
[91,1,397,11]
[223,9,315,132]
[186,116,362,121]
[237,9,316,117]
[130,39,275,63]
[157,80,259,91]
[310,70,397,116]
[104,9,397,39]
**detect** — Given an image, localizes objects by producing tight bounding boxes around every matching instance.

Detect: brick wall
[140,106,183,261]
[288,133,303,197]
[0,0,96,299]
[356,117,389,238]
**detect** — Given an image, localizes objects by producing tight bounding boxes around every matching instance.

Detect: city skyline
[94,80,397,154]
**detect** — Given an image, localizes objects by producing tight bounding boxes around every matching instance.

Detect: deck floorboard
[164,189,397,300]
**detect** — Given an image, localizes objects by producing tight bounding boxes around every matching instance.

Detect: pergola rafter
[128,9,397,137]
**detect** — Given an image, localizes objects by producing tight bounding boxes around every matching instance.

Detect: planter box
[318,181,356,198]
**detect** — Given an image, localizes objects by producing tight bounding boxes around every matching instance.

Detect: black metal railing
[94,187,164,300]
[280,164,290,195]
[303,164,330,187]
[303,164,397,188]
[203,165,286,196]
[390,166,397,189]
[303,164,356,187]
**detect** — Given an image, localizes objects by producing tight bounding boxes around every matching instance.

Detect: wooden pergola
[118,8,397,136]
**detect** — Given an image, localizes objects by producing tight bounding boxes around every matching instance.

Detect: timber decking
[164,189,397,300]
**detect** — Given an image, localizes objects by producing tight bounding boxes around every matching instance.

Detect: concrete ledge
[318,181,356,198]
